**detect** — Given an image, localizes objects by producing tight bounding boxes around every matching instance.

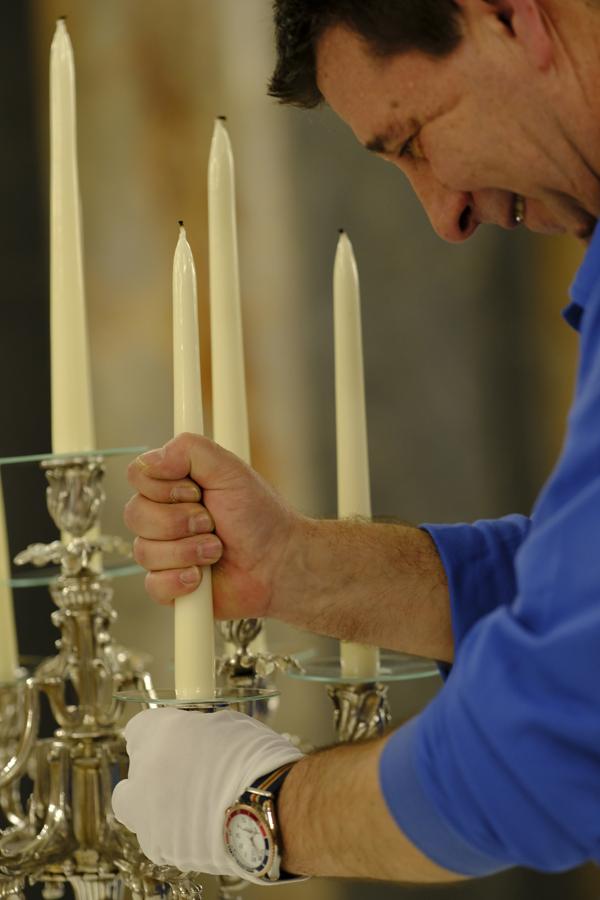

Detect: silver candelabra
[0,454,206,900]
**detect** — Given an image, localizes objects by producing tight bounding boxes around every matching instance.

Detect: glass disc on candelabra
[284,650,438,684]
[0,446,148,588]
[0,446,147,466]
[114,685,280,714]
[4,561,143,589]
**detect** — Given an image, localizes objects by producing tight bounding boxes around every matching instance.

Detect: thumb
[133,433,236,486]
[111,778,138,832]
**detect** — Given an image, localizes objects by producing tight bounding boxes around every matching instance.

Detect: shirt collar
[563,221,600,331]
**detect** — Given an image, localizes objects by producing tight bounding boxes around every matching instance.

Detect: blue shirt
[379,222,600,875]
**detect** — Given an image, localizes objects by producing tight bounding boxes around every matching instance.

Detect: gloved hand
[111,707,303,880]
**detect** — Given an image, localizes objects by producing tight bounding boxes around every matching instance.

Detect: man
[111,0,600,884]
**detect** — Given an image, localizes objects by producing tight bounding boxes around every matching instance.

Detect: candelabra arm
[40,675,84,732]
[133,671,154,695]
[0,783,27,830]
[0,744,72,870]
[0,680,39,791]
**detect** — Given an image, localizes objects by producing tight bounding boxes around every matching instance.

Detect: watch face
[224,804,274,876]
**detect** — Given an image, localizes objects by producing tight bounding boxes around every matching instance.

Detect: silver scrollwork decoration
[327,683,391,743]
[44,457,106,537]
[217,619,303,682]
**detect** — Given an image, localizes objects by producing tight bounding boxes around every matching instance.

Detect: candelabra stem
[67,876,123,900]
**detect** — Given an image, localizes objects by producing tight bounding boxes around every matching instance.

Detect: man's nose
[410,173,477,243]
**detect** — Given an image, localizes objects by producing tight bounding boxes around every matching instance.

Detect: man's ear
[459,0,554,70]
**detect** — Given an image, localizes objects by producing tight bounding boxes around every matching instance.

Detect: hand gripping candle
[172,224,215,698]
[334,232,380,680]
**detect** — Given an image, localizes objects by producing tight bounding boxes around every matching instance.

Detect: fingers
[124,434,251,609]
[124,494,214,541]
[145,566,204,605]
[133,533,223,571]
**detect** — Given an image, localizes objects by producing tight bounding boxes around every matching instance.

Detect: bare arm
[278,733,464,883]
[125,435,453,663]
[277,516,453,662]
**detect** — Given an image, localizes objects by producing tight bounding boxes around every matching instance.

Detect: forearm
[278,735,464,883]
[275,517,453,662]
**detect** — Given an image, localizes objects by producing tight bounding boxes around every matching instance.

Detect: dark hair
[269,0,462,108]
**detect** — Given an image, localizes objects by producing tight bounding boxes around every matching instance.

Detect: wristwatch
[223,761,300,882]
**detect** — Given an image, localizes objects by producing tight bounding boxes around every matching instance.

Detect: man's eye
[397,134,422,161]
[397,137,414,158]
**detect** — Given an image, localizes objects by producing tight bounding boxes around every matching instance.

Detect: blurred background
[1,1,595,898]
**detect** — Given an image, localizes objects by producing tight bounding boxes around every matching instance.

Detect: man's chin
[575,218,597,244]
[526,216,596,242]
[524,197,596,241]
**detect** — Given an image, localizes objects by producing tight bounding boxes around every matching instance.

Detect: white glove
[111,707,303,880]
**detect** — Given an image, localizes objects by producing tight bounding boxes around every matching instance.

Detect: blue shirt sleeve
[421,515,531,654]
[380,480,600,874]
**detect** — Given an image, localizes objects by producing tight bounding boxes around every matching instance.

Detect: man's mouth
[513,194,525,226]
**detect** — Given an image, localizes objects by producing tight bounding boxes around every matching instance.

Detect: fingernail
[137,447,166,469]
[170,485,201,502]
[189,512,212,533]
[179,566,200,585]
[198,537,222,561]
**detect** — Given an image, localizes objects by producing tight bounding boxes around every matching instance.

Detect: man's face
[316,6,599,243]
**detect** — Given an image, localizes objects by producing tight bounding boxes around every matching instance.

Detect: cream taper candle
[173,224,216,698]
[208,117,250,463]
[0,476,18,683]
[50,18,95,454]
[334,231,380,680]
[208,118,266,654]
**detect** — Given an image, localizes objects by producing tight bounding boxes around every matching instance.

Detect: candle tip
[58,14,67,21]
[178,219,184,227]
[217,115,227,122]
[338,227,345,234]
